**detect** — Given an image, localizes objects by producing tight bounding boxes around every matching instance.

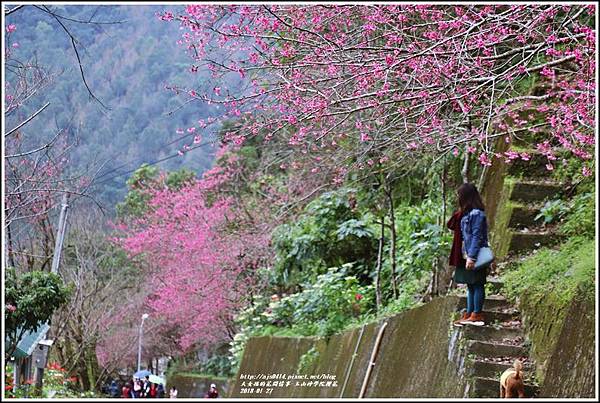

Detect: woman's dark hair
[457,183,485,213]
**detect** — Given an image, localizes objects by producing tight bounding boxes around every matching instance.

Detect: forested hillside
[5,5,216,209]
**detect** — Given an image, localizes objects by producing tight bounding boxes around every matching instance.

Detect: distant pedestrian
[109,380,119,397]
[149,383,158,398]
[133,378,142,398]
[205,383,218,398]
[169,386,178,398]
[122,383,131,398]
[157,383,165,398]
[142,376,151,397]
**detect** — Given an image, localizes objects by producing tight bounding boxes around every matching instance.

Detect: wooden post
[359,322,388,398]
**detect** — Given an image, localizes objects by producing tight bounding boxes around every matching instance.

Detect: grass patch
[501,237,595,306]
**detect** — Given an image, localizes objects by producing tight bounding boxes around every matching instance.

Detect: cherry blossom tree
[112,145,275,354]
[161,4,595,180]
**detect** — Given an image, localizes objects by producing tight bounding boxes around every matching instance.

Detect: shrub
[5,269,72,359]
[271,263,375,338]
[560,192,594,239]
[535,199,570,225]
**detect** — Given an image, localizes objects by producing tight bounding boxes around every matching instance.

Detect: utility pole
[51,193,70,274]
[137,313,149,372]
[34,193,70,394]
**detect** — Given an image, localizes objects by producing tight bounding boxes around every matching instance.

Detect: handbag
[474,246,494,269]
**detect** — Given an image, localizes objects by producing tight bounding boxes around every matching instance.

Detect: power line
[89,139,216,187]
[91,129,219,183]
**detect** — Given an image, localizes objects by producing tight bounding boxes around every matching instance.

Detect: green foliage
[297,346,320,374]
[228,264,373,372]
[40,365,82,398]
[165,168,197,190]
[346,273,427,330]
[535,199,570,225]
[392,198,451,283]
[116,164,160,218]
[270,264,374,338]
[551,156,595,190]
[196,354,234,378]
[5,269,72,357]
[502,237,595,305]
[272,189,376,286]
[116,164,196,218]
[561,192,595,239]
[126,163,160,189]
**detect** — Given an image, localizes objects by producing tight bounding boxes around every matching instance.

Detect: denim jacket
[460,208,489,260]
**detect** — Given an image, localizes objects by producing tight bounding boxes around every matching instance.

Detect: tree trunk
[85,344,98,391]
[461,146,470,183]
[375,217,385,310]
[439,257,456,296]
[385,185,398,300]
[7,223,16,267]
[442,156,447,225]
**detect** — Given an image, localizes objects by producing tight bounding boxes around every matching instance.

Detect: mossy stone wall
[519,284,595,398]
[230,297,467,398]
[480,136,513,260]
[540,291,595,397]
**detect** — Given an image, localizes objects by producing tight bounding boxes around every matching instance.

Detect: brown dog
[499,359,525,398]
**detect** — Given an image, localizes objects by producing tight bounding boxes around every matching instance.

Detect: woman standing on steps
[447,183,490,325]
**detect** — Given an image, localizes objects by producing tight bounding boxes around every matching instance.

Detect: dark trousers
[466,283,485,313]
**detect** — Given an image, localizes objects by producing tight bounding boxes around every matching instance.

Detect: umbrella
[134,369,152,379]
[149,374,165,385]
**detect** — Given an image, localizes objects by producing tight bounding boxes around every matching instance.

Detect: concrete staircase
[458,285,540,398]
[506,175,564,255]
[456,148,565,398]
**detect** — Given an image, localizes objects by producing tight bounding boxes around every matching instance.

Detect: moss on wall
[519,260,596,398]
[519,286,596,398]
[229,297,467,398]
[540,289,595,397]
[513,241,596,398]
[481,136,510,234]
[519,290,571,382]
[488,177,516,260]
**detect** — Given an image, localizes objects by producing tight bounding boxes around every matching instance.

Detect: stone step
[508,206,541,229]
[467,340,526,358]
[506,151,554,179]
[509,180,563,203]
[508,230,559,254]
[471,359,534,380]
[471,376,539,398]
[455,310,519,327]
[506,148,569,177]
[509,128,557,148]
[461,324,524,343]
[483,309,520,325]
[486,278,504,294]
[458,295,510,310]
